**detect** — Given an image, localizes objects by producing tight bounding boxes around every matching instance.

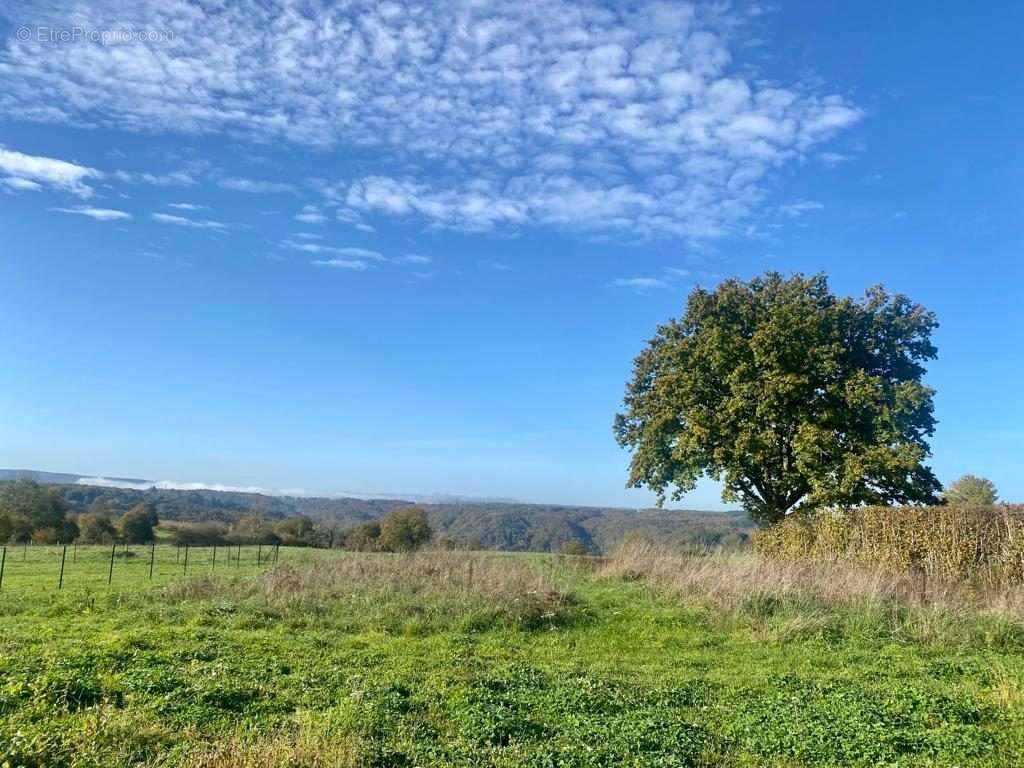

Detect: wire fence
[0,542,283,593]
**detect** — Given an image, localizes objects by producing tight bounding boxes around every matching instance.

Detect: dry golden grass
[599,538,1024,644]
[754,505,1024,587]
[161,550,575,630]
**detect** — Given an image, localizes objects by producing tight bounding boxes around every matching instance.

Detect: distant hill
[0,469,755,553]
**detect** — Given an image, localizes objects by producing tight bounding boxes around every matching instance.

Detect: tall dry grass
[754,505,1024,587]
[599,538,1024,645]
[161,550,575,630]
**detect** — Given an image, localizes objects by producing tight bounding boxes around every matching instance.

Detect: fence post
[212,545,217,571]
[58,545,67,590]
[275,544,280,563]
[107,543,116,585]
[73,543,77,563]
[257,544,262,565]
[183,544,189,575]
[0,546,6,591]
[236,543,241,568]
[149,542,156,580]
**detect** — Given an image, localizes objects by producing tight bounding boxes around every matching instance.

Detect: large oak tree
[614,272,942,524]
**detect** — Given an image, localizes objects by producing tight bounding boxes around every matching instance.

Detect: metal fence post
[149,542,156,580]
[107,543,116,585]
[257,543,262,565]
[183,544,189,575]
[58,545,67,590]
[0,546,6,591]
[212,545,217,571]
[236,543,241,567]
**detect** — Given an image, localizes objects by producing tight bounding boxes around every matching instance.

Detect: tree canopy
[614,272,943,524]
[944,475,998,506]
[378,506,432,552]
[0,479,78,542]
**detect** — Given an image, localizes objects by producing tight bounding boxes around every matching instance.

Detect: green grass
[1,548,1022,767]
[0,544,287,595]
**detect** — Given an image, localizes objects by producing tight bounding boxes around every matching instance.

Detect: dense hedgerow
[754,505,1024,586]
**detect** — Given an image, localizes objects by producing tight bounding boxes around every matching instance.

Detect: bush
[120,505,157,544]
[755,505,1024,586]
[378,507,432,552]
[78,513,118,544]
[167,521,229,546]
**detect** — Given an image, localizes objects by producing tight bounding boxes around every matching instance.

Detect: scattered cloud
[818,151,849,167]
[281,240,385,260]
[779,199,824,218]
[1,176,43,191]
[612,277,670,291]
[0,1,861,238]
[612,265,692,293]
[0,146,99,196]
[294,204,326,224]
[399,254,432,265]
[52,205,132,221]
[312,258,371,270]
[218,177,296,194]
[167,202,205,210]
[151,212,227,230]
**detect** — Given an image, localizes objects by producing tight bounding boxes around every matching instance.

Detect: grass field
[2,546,1023,767]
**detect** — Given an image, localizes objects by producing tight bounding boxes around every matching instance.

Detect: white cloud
[152,212,227,230]
[399,254,432,264]
[0,1,861,238]
[779,199,824,218]
[0,146,99,196]
[52,205,132,221]
[1,177,43,191]
[168,202,205,210]
[281,240,385,260]
[219,177,296,193]
[612,277,670,291]
[294,204,326,224]
[312,258,371,270]
[612,265,691,292]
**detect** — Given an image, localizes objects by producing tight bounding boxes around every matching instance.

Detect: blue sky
[0,1,1021,507]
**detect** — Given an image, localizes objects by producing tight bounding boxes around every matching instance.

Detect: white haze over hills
[0,469,516,504]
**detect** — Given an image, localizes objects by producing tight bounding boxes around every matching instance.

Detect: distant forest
[14,479,754,554]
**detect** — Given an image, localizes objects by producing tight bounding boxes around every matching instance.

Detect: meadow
[1,544,1023,767]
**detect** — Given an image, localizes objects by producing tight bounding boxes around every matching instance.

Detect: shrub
[378,507,431,552]
[78,512,119,543]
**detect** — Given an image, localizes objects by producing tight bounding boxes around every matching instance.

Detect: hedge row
[755,505,1024,586]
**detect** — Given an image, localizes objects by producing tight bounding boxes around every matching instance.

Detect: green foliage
[560,538,590,556]
[615,272,942,523]
[5,479,757,554]
[120,504,157,544]
[344,521,382,551]
[378,506,432,552]
[0,479,78,542]
[946,475,999,506]
[77,512,119,544]
[166,521,229,546]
